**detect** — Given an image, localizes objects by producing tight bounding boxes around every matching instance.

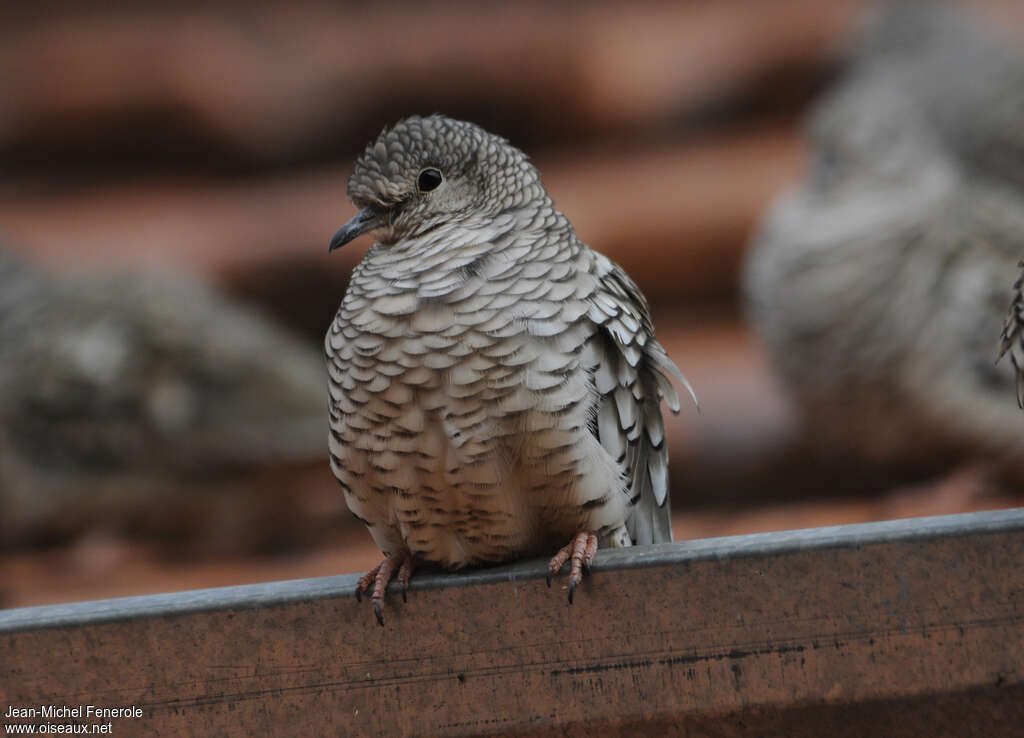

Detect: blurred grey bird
[326,114,695,623]
[998,264,1024,408]
[0,250,327,547]
[744,3,1024,475]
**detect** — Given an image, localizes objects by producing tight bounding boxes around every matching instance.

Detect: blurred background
[2,0,1022,609]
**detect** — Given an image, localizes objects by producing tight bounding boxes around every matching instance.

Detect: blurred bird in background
[745,2,1024,485]
[998,265,1024,407]
[0,249,326,550]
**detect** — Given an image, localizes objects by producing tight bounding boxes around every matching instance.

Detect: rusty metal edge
[2,508,1021,634]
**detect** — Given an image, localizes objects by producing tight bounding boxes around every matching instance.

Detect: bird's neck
[348,205,576,302]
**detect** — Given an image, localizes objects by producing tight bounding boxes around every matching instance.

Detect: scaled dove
[0,249,326,547]
[325,115,695,624]
[999,264,1024,408]
[744,4,1024,475]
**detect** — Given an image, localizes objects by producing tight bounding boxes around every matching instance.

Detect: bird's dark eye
[417,168,443,192]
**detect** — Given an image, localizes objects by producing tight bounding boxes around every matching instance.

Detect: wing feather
[585,252,697,545]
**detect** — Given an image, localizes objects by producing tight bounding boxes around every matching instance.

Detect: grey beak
[329,208,382,252]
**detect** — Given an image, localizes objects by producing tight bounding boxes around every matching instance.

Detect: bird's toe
[548,531,599,604]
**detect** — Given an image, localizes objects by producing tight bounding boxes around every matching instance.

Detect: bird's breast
[326,294,605,567]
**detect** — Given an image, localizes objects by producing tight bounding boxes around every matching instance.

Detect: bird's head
[329,115,540,251]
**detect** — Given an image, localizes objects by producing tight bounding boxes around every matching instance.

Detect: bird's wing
[998,261,1024,409]
[584,252,697,545]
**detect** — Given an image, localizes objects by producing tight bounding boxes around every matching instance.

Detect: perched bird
[326,115,694,623]
[744,3,1024,475]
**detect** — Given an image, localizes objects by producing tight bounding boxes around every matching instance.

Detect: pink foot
[355,549,417,625]
[546,531,598,604]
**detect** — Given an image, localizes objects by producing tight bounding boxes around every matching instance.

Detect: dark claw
[401,583,408,603]
[568,580,576,605]
[546,571,552,587]
[355,586,362,602]
[373,601,385,627]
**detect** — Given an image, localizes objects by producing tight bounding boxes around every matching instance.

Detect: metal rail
[2,510,1023,736]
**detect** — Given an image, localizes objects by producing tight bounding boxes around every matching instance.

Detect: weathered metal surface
[2,510,1023,737]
